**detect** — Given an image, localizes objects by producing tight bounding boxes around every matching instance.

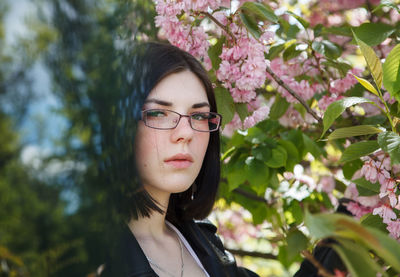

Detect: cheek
[196,133,210,159]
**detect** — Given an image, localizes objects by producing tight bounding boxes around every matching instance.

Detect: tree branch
[226,247,277,260]
[301,250,337,277]
[233,187,274,206]
[265,66,323,125]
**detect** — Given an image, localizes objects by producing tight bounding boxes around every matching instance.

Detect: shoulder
[192,219,260,277]
[194,219,218,233]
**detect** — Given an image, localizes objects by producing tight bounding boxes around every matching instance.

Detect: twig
[265,66,323,125]
[199,11,236,42]
[225,247,277,260]
[301,250,337,277]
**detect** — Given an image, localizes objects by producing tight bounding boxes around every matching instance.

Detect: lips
[164,153,194,169]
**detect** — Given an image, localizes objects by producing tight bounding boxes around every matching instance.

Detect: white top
[166,221,210,277]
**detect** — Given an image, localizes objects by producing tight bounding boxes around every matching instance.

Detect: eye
[146,109,168,117]
[191,112,210,121]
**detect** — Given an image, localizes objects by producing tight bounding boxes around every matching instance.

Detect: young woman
[100,42,259,277]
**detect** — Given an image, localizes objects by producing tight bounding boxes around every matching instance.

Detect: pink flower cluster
[222,97,270,136]
[211,207,262,247]
[347,154,400,240]
[217,25,272,103]
[318,68,361,111]
[154,0,211,59]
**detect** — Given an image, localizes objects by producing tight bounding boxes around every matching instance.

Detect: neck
[127,191,171,241]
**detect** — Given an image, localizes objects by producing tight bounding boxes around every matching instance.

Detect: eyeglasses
[141,109,222,132]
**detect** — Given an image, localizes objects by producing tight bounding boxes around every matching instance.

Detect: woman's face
[135,70,210,200]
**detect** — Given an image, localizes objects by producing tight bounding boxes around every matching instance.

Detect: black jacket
[101,219,259,277]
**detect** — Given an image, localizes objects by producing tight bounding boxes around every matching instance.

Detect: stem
[301,250,337,277]
[376,88,396,133]
[265,66,323,125]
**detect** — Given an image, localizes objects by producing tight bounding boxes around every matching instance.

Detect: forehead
[147,70,209,105]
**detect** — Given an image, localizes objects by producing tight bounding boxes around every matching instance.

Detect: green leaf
[208,37,225,69]
[305,212,400,273]
[215,87,235,128]
[321,97,373,138]
[322,60,352,78]
[252,144,272,161]
[278,139,299,171]
[342,160,363,180]
[332,240,383,277]
[327,125,383,140]
[302,133,322,158]
[226,157,247,191]
[366,227,400,272]
[361,214,387,233]
[245,157,269,194]
[283,43,302,61]
[352,75,379,96]
[287,229,308,261]
[265,146,287,168]
[383,43,400,102]
[353,31,383,90]
[266,43,285,60]
[352,178,380,194]
[286,11,309,29]
[339,140,380,163]
[353,23,395,46]
[240,2,278,23]
[312,40,342,59]
[378,131,400,164]
[269,95,290,120]
[235,103,249,122]
[239,12,261,38]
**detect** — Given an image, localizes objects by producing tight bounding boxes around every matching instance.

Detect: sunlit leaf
[352,75,379,96]
[321,97,373,138]
[383,43,400,102]
[353,31,383,90]
[327,125,383,140]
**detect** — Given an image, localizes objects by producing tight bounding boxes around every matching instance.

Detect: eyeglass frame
[141,108,222,132]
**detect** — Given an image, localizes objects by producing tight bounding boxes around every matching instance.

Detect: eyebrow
[144,98,210,109]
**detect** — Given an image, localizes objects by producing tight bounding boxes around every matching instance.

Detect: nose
[171,115,194,142]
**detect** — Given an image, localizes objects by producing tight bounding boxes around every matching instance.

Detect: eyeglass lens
[144,109,220,131]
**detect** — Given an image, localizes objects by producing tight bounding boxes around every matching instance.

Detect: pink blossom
[230,88,256,103]
[373,204,397,223]
[361,160,378,183]
[386,220,400,240]
[377,168,390,186]
[344,183,359,199]
[318,176,335,193]
[318,95,344,111]
[357,195,380,207]
[222,113,242,137]
[243,106,270,129]
[346,201,373,219]
[379,178,397,207]
[375,153,391,171]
